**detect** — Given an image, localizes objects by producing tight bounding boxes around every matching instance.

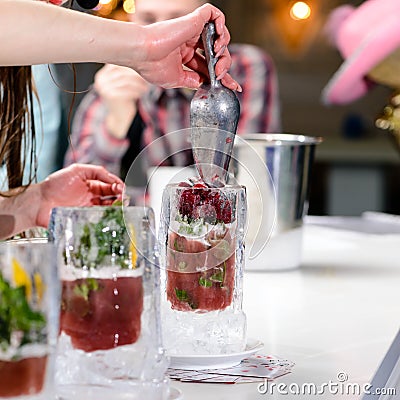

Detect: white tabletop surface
[173,217,400,399]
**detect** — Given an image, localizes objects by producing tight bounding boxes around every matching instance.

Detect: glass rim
[165,183,246,190]
[51,205,152,211]
[50,206,155,221]
[237,133,323,146]
[0,238,50,246]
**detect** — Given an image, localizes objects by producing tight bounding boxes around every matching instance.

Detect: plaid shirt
[64,44,281,176]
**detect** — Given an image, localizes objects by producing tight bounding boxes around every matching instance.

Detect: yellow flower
[11,258,44,303]
[12,257,32,299]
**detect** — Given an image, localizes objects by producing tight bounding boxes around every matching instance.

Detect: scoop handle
[202,22,220,87]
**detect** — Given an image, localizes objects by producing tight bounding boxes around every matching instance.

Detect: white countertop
[314,135,400,164]
[174,218,400,399]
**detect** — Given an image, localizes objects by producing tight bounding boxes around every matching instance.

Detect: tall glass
[0,240,59,399]
[159,183,247,355]
[49,206,169,400]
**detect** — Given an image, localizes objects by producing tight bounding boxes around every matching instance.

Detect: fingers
[214,46,232,76]
[184,51,208,80]
[196,3,226,37]
[220,72,242,92]
[190,5,240,91]
[71,163,123,187]
[95,64,148,100]
[215,44,226,59]
[134,3,238,91]
[180,56,241,91]
[102,80,148,101]
[214,27,230,57]
[87,178,125,206]
[177,70,203,89]
[87,182,124,205]
[214,48,242,92]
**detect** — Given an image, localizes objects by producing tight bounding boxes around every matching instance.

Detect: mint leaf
[210,270,224,283]
[174,288,197,309]
[0,272,46,352]
[175,288,190,302]
[210,262,226,287]
[73,282,89,301]
[69,206,131,270]
[73,278,99,301]
[173,239,184,252]
[199,276,212,288]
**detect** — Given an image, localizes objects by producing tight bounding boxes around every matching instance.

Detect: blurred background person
[64,0,281,181]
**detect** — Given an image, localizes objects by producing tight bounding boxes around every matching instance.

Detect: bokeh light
[290,1,311,20]
[97,0,116,16]
[123,0,135,14]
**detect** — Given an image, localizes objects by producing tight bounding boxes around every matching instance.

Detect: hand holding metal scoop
[190,22,240,187]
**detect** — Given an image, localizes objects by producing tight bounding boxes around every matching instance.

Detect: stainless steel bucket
[233,133,322,271]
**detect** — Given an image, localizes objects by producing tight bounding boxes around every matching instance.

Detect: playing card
[167,355,294,384]
[203,355,294,378]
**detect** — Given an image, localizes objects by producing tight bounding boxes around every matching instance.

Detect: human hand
[94,64,149,106]
[36,164,124,227]
[131,3,241,91]
[94,64,149,138]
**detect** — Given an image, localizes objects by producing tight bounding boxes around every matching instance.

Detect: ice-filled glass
[0,240,59,399]
[49,206,169,400]
[159,183,247,355]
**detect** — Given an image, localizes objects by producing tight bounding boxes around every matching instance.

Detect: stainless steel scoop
[190,22,240,187]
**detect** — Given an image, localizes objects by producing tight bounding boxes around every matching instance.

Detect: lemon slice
[12,257,32,299]
[128,224,138,268]
[33,272,44,303]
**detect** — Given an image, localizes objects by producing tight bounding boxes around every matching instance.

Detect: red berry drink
[0,242,58,398]
[60,276,143,352]
[0,357,47,397]
[160,183,247,355]
[165,183,238,312]
[51,207,169,394]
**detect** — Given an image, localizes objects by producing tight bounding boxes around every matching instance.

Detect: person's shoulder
[72,86,106,127]
[77,86,104,111]
[229,43,274,66]
[229,43,270,57]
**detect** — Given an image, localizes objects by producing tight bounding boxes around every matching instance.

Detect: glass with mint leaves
[0,240,59,399]
[159,182,247,356]
[49,206,169,399]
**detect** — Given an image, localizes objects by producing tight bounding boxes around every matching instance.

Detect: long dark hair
[0,1,101,196]
[0,66,38,194]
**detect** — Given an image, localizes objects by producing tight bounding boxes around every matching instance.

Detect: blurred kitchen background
[63,0,400,216]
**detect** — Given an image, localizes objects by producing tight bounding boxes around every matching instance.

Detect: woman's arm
[0,164,123,240]
[0,0,134,66]
[0,0,239,90]
[0,185,42,239]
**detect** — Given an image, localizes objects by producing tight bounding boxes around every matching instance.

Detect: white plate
[169,387,183,400]
[168,338,264,370]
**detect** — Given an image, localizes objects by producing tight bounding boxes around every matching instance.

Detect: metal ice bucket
[233,133,322,271]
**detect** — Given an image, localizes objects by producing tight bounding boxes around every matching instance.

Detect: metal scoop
[190,22,240,187]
